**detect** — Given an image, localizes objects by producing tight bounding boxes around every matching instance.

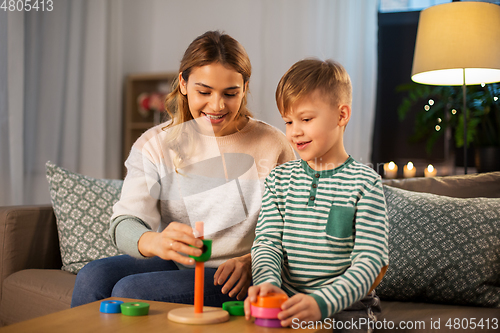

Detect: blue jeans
[71,255,234,308]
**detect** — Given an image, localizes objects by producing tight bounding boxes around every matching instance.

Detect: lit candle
[424,164,437,177]
[384,161,398,179]
[403,162,416,178]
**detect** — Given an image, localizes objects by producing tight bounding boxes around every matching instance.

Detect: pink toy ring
[250,305,281,319]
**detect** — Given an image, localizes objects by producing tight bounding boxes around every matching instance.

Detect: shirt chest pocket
[325,205,355,239]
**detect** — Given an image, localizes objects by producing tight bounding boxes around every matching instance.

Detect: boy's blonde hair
[275,58,352,116]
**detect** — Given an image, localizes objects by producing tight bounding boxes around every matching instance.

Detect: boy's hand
[213,253,252,300]
[244,283,286,320]
[278,293,321,327]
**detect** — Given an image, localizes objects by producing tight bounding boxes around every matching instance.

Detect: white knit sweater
[110,118,295,268]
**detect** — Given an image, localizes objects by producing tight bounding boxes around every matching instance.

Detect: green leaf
[396,82,500,150]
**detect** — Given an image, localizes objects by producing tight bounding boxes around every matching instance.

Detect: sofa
[0,166,499,331]
[377,172,500,332]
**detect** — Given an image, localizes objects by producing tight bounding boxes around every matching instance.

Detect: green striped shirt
[251,157,389,319]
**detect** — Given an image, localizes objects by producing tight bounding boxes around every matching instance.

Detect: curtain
[0,10,24,205]
[0,0,122,205]
[147,0,378,166]
[258,0,378,166]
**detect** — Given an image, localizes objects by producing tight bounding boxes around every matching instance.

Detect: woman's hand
[213,253,252,300]
[278,293,322,327]
[137,222,203,266]
[244,283,286,320]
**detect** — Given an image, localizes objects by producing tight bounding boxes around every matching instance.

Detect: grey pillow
[46,162,123,274]
[377,185,500,308]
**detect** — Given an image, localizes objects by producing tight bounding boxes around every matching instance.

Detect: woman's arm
[138,222,203,266]
[111,131,203,264]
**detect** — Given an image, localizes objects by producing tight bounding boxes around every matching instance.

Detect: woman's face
[179,62,248,137]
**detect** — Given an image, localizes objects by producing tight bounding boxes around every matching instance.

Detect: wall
[1,0,377,205]
[120,0,278,129]
[117,0,378,170]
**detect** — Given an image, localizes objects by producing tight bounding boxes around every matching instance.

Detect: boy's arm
[311,177,389,319]
[251,172,285,287]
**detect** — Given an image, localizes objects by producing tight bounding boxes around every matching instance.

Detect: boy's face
[282,90,350,170]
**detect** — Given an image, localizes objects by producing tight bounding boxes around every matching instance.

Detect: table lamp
[411,1,500,174]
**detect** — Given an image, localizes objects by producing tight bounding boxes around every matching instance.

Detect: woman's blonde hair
[162,31,253,171]
[275,58,352,116]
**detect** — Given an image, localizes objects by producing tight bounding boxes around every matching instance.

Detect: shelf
[122,72,177,177]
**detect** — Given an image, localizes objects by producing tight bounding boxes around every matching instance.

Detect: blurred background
[1,0,498,205]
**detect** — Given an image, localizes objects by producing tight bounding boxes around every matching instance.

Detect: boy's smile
[296,140,312,150]
[283,90,350,171]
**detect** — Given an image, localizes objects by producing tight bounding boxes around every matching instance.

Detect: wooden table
[0,298,329,332]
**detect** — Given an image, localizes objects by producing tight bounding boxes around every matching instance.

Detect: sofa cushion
[46,162,123,274]
[377,185,500,308]
[382,171,500,198]
[0,269,76,325]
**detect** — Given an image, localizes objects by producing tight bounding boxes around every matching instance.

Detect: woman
[71,31,295,307]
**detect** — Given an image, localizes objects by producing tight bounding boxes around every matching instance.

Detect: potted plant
[397,82,500,172]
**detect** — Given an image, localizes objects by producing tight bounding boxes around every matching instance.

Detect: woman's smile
[201,111,228,124]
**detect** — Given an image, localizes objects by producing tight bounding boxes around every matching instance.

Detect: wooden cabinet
[122,72,177,177]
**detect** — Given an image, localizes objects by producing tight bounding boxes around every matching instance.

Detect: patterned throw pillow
[377,185,500,308]
[46,162,123,274]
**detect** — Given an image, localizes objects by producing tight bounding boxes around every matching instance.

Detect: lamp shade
[411,2,500,86]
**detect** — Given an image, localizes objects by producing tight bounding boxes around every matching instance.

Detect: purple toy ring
[255,318,283,328]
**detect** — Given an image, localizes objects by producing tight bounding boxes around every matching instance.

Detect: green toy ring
[222,301,245,316]
[189,239,212,262]
[120,302,150,316]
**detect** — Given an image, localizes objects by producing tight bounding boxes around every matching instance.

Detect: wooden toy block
[99,300,124,313]
[250,305,281,319]
[189,239,212,262]
[120,302,150,316]
[167,306,229,324]
[222,301,245,316]
[255,318,283,328]
[250,292,288,308]
[167,222,229,325]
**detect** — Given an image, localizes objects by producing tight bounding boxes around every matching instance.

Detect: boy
[245,59,388,331]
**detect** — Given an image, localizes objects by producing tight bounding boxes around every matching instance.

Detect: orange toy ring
[251,292,288,308]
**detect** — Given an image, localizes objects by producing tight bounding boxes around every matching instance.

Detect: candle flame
[427,164,434,172]
[407,162,414,170]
